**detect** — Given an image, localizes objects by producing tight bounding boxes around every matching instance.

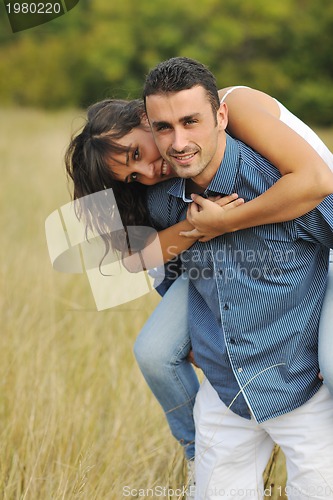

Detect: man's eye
[156,124,170,132]
[185,119,197,125]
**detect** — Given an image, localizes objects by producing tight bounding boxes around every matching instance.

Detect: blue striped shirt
[147,135,333,422]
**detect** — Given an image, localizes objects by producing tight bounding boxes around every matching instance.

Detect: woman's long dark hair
[65,99,152,256]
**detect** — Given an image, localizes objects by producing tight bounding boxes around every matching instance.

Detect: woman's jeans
[134,273,198,460]
[134,260,333,461]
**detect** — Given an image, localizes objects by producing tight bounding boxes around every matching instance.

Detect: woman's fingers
[221,197,245,210]
[213,193,241,207]
[179,228,203,238]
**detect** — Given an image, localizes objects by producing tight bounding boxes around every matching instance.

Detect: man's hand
[180,193,244,242]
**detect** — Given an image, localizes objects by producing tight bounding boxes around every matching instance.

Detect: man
[143,57,333,499]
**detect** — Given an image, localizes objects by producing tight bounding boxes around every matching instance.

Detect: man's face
[145,85,227,187]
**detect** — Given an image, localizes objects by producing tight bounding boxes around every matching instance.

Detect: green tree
[0,0,332,124]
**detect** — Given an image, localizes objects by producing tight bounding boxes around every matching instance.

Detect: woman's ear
[217,102,228,131]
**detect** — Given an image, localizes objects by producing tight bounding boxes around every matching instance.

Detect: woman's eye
[129,172,138,182]
[133,147,140,160]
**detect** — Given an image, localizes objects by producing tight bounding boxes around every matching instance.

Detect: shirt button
[238,367,243,373]
[230,338,236,344]
[223,304,229,310]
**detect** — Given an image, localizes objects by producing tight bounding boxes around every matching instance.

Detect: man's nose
[172,128,188,152]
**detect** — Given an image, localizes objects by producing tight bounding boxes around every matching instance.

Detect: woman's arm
[182,87,333,239]
[121,217,198,271]
[123,194,244,269]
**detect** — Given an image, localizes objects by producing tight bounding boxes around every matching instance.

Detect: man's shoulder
[235,137,281,182]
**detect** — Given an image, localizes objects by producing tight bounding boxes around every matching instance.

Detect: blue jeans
[133,273,198,460]
[319,256,333,395]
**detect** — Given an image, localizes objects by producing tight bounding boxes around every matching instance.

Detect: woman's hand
[179,193,244,242]
[187,349,200,368]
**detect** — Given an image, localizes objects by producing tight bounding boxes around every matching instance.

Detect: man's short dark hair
[143,57,220,117]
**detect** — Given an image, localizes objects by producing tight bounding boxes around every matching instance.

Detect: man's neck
[186,135,227,194]
[185,178,206,195]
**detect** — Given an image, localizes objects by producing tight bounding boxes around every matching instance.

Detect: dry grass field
[0,108,332,499]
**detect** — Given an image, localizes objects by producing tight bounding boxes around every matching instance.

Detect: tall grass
[1,108,183,499]
[1,108,332,499]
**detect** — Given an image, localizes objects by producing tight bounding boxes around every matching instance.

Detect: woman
[65,86,333,469]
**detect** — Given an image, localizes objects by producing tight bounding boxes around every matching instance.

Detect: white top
[220,86,333,171]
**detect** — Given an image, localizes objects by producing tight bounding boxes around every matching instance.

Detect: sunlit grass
[1,107,332,499]
[1,107,184,499]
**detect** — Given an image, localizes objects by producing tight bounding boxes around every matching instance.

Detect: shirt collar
[167,135,240,201]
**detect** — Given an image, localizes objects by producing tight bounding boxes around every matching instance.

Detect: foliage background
[1,0,333,125]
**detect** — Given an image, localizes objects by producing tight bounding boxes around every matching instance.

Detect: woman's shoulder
[219,86,250,103]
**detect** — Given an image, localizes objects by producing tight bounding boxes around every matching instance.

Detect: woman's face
[107,125,176,186]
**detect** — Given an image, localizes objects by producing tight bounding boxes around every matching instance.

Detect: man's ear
[217,102,228,131]
[141,113,150,128]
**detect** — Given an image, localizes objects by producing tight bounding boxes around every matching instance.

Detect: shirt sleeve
[295,194,333,249]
